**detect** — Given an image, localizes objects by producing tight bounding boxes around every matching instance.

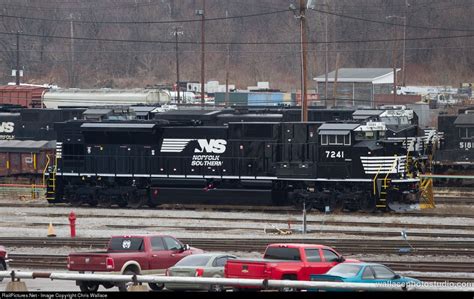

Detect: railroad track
[1,237,474,256]
[1,201,474,221]
[4,210,474,233]
[7,254,474,283]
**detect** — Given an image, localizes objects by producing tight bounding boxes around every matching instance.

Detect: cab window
[150,237,165,251]
[163,237,182,251]
[322,249,339,262]
[304,249,322,262]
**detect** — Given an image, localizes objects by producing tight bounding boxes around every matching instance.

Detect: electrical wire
[0,9,290,25]
[308,7,474,32]
[2,30,472,45]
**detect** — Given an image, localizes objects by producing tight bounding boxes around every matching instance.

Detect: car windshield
[327,264,363,278]
[174,255,212,267]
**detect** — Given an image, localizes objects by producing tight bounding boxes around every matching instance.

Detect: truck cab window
[304,249,321,262]
[151,237,165,251]
[322,249,339,262]
[163,237,182,251]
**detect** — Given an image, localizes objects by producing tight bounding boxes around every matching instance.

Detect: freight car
[45,114,430,212]
[434,108,474,186]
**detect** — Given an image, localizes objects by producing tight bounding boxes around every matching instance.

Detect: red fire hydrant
[68,211,76,238]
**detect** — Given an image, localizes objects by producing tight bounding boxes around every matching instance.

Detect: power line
[1,30,472,45]
[308,7,474,32]
[10,45,474,55]
[0,9,290,25]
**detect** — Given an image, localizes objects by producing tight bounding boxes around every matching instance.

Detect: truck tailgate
[225,259,269,279]
[68,252,109,272]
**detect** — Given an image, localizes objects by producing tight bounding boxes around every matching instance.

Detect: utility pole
[402,0,409,86]
[173,27,183,104]
[386,12,407,87]
[225,10,230,107]
[324,0,329,103]
[332,53,340,108]
[196,0,206,107]
[15,31,20,85]
[299,0,308,122]
[69,14,75,87]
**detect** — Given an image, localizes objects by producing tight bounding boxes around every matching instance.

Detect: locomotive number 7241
[325,150,345,159]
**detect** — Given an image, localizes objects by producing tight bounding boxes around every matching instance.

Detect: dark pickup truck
[67,234,203,291]
[225,243,358,290]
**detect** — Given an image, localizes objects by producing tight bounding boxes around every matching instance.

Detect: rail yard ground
[0,189,473,291]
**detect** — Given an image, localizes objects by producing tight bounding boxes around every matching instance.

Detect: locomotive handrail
[372,164,384,195]
[384,157,399,185]
[42,154,51,188]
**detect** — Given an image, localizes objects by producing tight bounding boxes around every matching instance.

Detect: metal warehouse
[315,68,400,107]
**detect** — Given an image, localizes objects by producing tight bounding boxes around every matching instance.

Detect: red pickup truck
[0,245,8,282]
[225,243,357,290]
[67,234,203,291]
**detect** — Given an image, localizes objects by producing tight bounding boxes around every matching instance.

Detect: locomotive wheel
[70,195,83,207]
[117,194,128,208]
[127,193,145,209]
[360,196,375,212]
[98,195,113,208]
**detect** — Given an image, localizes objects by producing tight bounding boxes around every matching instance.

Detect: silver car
[165,253,237,292]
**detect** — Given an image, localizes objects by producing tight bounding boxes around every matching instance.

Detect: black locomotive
[45,108,425,212]
[435,107,474,186]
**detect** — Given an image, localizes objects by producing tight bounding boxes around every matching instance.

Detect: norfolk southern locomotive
[45,109,428,212]
[435,107,474,186]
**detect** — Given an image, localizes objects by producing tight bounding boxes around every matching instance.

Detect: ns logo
[0,122,14,133]
[195,139,227,154]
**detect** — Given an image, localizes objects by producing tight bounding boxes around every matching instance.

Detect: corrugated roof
[454,113,474,126]
[314,68,399,82]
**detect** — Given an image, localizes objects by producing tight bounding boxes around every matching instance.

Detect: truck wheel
[0,261,5,282]
[209,284,224,292]
[148,283,164,291]
[117,269,137,292]
[78,281,99,292]
[280,275,298,292]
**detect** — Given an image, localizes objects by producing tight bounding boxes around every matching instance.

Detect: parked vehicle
[67,234,203,292]
[310,262,421,291]
[0,245,9,282]
[224,243,357,290]
[165,253,237,292]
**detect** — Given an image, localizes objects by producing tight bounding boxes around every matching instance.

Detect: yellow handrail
[42,154,51,188]
[372,164,384,195]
